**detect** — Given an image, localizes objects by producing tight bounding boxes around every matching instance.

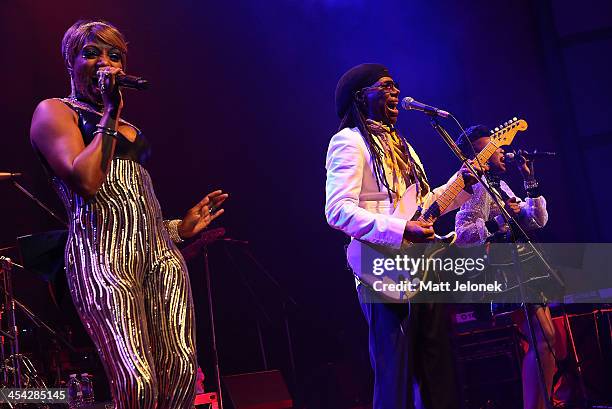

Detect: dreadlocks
[339,99,393,199]
[338,98,430,204]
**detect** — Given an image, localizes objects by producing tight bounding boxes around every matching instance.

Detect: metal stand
[11,180,66,226]
[184,230,299,406]
[562,306,590,408]
[221,242,299,386]
[559,306,612,408]
[1,176,74,388]
[0,256,22,388]
[232,244,298,389]
[202,245,225,409]
[222,244,272,370]
[0,256,78,390]
[428,117,564,409]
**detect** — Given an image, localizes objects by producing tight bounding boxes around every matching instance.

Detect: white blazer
[325,127,470,251]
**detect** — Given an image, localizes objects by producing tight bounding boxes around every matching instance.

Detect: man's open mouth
[387,100,399,114]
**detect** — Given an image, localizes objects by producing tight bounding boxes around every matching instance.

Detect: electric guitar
[346,118,528,302]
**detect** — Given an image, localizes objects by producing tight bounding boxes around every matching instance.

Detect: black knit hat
[456,124,490,158]
[335,63,390,118]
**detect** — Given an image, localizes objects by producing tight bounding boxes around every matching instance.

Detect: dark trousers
[358,285,460,409]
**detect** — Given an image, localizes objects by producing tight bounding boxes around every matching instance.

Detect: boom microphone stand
[10,178,66,226]
[221,243,272,370]
[428,116,564,409]
[202,243,225,409]
[221,241,298,390]
[183,230,299,407]
[182,228,232,409]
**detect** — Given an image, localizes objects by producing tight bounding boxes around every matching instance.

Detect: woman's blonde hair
[61,19,128,71]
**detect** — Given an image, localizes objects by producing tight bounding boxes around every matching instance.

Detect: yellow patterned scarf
[366,119,430,207]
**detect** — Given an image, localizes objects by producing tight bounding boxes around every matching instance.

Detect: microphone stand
[221,244,272,370]
[187,231,299,407]
[221,241,299,400]
[11,180,66,226]
[201,243,225,409]
[429,116,563,409]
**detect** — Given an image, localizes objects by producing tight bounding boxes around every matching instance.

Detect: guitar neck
[420,142,498,222]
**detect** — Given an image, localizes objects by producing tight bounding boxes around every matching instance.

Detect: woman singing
[29,19,227,408]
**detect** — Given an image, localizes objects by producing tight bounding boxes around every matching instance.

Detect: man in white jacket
[325,63,481,409]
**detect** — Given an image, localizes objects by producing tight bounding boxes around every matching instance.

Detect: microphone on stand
[504,150,556,162]
[401,97,450,118]
[0,172,22,181]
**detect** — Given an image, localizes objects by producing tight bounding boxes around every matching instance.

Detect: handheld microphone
[504,150,556,162]
[401,97,450,118]
[97,73,149,90]
[0,172,22,181]
[116,74,149,90]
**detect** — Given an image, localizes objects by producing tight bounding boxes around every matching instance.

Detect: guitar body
[346,185,453,302]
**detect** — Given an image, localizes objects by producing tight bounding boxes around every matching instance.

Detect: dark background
[1,0,611,406]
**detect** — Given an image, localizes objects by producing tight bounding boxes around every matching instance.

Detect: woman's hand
[97,67,124,116]
[177,190,229,239]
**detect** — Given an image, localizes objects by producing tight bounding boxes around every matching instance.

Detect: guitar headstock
[489,117,528,147]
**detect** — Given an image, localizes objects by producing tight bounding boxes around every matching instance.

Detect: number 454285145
[0,388,68,403]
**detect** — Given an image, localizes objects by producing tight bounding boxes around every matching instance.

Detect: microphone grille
[401,97,415,110]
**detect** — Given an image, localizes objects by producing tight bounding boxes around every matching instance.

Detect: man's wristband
[524,179,538,190]
[523,179,541,198]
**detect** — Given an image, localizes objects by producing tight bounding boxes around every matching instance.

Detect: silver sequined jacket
[454,180,548,245]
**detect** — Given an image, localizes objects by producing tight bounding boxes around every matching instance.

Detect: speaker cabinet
[223,370,292,409]
[454,325,523,409]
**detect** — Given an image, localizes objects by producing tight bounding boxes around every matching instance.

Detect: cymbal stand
[0,256,21,388]
[0,258,78,389]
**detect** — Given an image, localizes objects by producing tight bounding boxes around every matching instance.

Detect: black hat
[455,124,490,158]
[335,63,390,118]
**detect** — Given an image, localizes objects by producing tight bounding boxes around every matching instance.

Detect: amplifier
[223,370,292,409]
[454,325,523,409]
[451,304,495,334]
